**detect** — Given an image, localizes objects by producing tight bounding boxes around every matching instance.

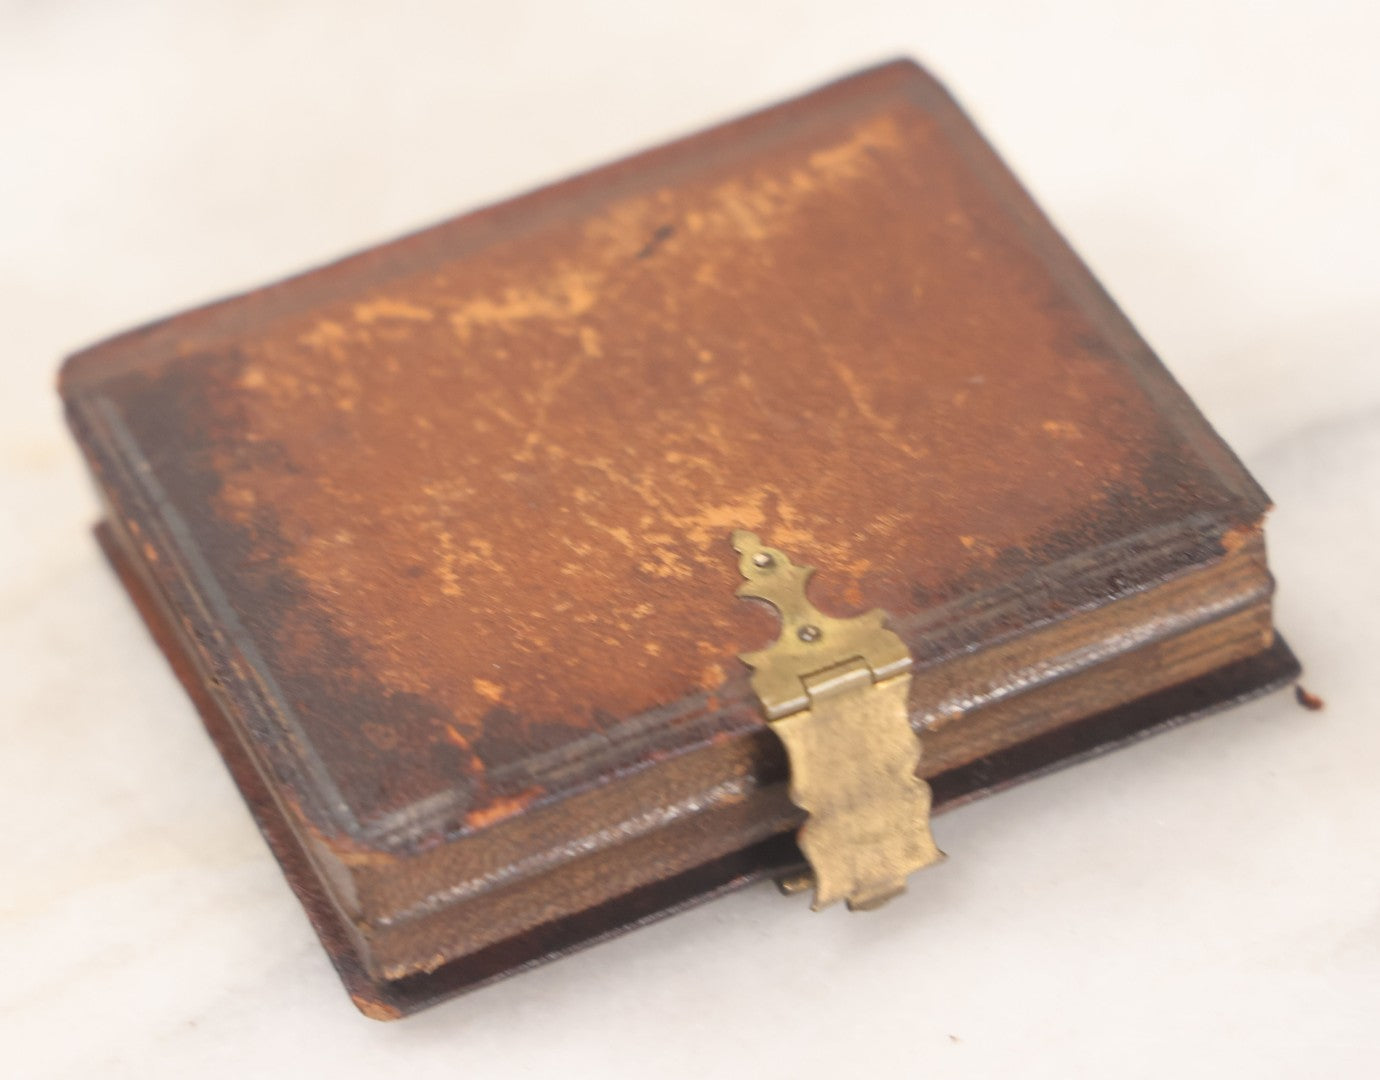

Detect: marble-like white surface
[2,3,1378,1076]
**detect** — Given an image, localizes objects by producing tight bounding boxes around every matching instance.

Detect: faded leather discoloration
[62,60,1269,867]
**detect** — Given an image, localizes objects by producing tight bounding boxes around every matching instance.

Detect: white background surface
[2,2,1378,1076]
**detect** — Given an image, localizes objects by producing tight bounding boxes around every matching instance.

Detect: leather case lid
[60,59,1269,858]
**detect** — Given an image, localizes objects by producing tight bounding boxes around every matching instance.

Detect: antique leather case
[60,59,1298,1017]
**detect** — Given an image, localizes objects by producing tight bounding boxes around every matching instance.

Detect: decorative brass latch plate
[731,530,943,910]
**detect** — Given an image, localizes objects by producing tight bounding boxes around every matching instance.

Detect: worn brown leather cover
[60,59,1296,1016]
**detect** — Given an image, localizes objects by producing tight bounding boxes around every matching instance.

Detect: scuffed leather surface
[61,60,1269,853]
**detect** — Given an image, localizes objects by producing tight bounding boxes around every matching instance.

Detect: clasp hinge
[730,530,943,910]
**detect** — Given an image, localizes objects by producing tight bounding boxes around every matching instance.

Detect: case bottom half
[96,521,1300,1019]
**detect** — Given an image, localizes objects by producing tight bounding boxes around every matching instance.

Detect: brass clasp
[730,530,943,910]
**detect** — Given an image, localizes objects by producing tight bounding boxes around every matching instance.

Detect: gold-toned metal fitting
[731,530,943,911]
